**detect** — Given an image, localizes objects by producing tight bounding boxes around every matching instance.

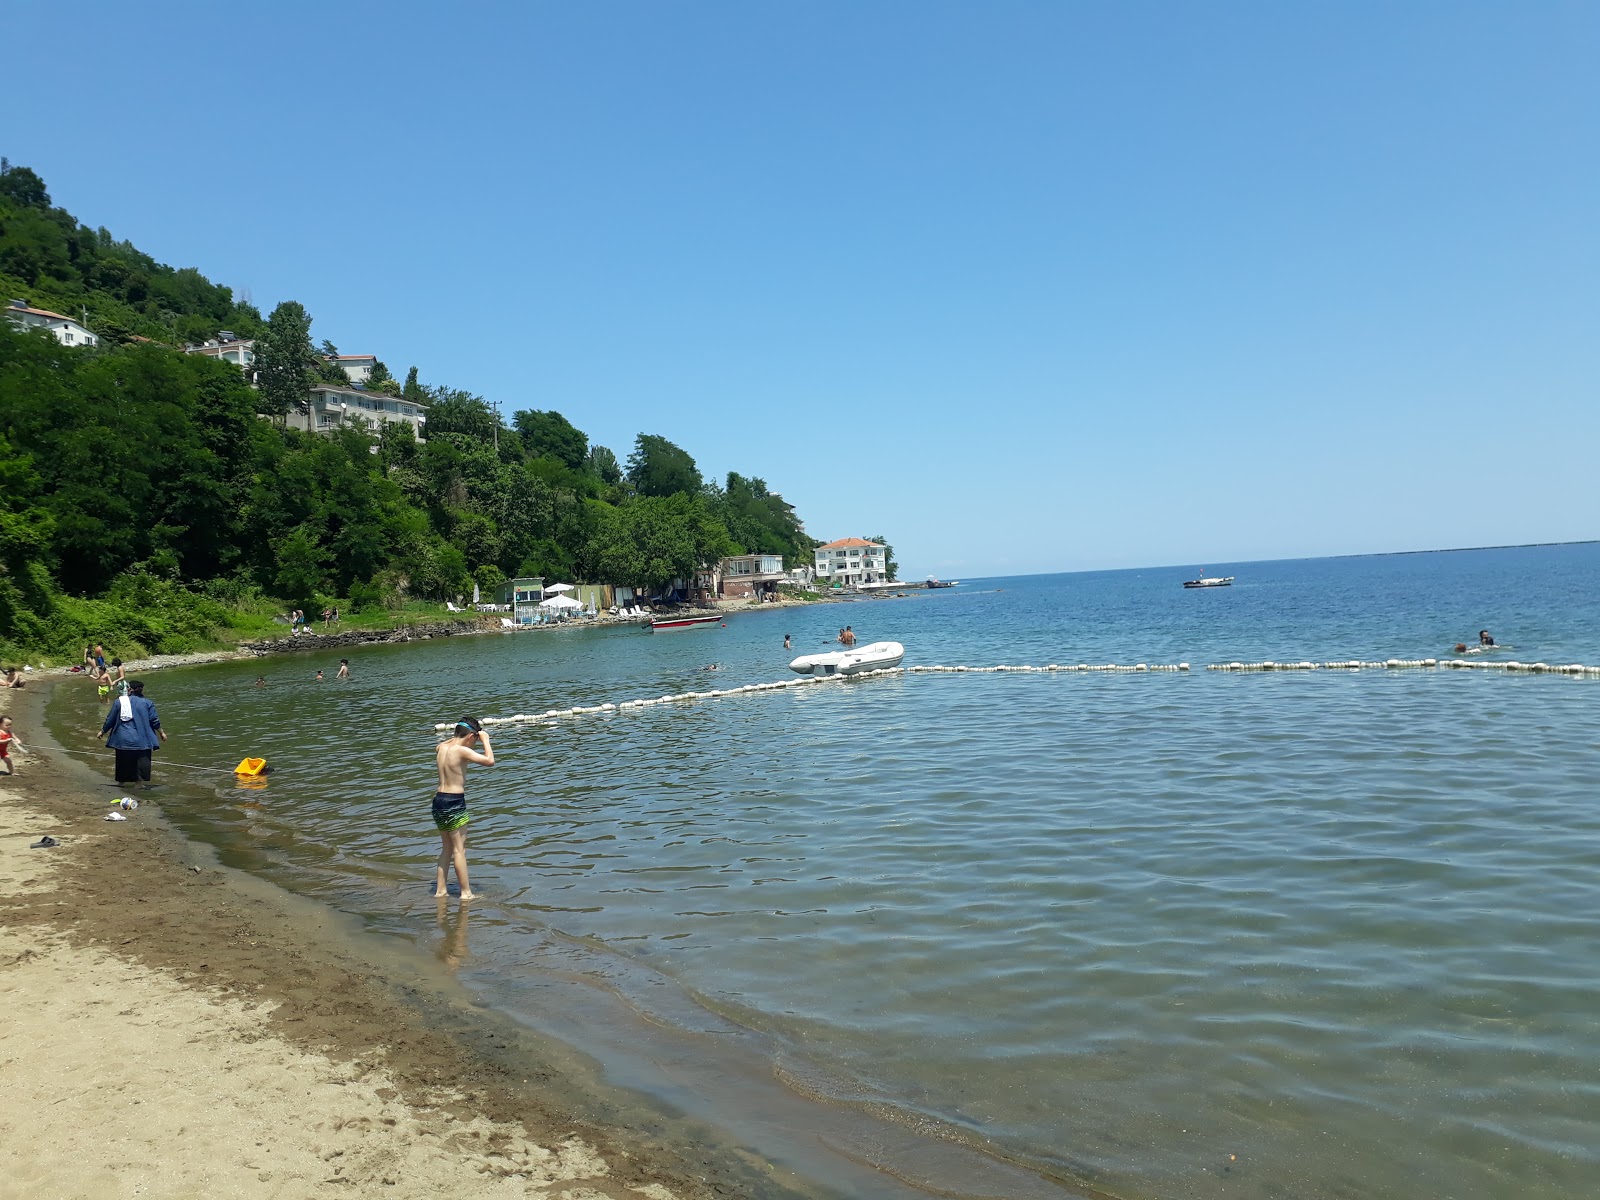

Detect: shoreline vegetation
[0,680,820,1200]
[0,159,855,671]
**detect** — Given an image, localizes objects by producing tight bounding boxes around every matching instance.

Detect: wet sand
[0,682,815,1200]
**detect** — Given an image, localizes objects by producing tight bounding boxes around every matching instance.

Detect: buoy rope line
[437,658,1599,732]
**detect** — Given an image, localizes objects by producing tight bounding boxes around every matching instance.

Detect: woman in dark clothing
[98,679,167,787]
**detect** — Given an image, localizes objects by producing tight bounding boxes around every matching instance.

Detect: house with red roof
[5,299,98,348]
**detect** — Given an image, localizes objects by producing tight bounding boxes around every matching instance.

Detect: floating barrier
[438,657,1598,731]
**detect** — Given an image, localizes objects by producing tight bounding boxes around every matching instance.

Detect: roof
[332,354,376,361]
[7,304,76,323]
[817,537,884,550]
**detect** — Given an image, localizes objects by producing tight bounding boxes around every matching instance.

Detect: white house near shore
[814,538,889,586]
[5,299,99,347]
[285,384,426,435]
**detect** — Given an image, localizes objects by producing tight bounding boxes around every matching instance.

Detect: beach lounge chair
[500,617,514,628]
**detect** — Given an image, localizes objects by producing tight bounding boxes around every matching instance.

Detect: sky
[5,2,1596,579]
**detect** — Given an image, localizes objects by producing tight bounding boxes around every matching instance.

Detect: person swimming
[1479,630,1495,647]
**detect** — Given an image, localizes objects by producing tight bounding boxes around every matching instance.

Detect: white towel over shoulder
[117,695,133,722]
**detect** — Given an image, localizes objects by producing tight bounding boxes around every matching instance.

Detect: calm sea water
[55,545,1600,1199]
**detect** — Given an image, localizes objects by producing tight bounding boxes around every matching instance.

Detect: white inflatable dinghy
[789,640,905,676]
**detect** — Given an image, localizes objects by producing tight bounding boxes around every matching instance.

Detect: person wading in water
[433,718,493,900]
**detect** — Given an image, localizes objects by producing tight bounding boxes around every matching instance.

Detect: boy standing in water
[433,718,493,900]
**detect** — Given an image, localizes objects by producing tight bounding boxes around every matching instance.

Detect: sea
[50,543,1600,1200]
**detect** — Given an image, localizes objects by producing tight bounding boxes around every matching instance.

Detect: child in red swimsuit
[0,715,20,775]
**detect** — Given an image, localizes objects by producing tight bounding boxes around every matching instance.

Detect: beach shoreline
[12,586,906,680]
[0,680,821,1200]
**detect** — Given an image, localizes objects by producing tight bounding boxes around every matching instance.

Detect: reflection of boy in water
[433,718,494,900]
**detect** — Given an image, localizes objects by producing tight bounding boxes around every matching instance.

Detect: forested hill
[0,160,815,660]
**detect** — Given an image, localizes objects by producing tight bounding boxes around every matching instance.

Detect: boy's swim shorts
[432,791,469,831]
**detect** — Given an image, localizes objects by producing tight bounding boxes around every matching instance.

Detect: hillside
[0,161,815,662]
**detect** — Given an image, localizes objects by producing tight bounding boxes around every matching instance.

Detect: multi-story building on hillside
[327,354,377,385]
[5,299,99,347]
[285,384,426,435]
[186,334,255,372]
[813,538,888,586]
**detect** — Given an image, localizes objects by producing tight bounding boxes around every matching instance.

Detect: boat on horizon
[1183,570,1234,589]
[650,614,722,631]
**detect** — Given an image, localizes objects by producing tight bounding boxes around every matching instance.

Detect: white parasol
[538,594,583,610]
[543,582,577,593]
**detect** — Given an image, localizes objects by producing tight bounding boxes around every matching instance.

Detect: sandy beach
[0,682,812,1200]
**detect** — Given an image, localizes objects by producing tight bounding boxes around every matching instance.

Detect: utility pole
[493,399,500,452]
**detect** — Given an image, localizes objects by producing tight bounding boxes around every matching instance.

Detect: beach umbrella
[539,594,583,609]
[544,582,577,593]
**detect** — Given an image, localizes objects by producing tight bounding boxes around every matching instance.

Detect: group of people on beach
[288,608,341,635]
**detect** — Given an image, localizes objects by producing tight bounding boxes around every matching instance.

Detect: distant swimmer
[1454,643,1468,654]
[700,663,722,672]
[1479,630,1495,647]
[314,669,324,681]
[841,626,857,646]
[783,634,792,650]
[434,717,493,901]
[254,676,266,687]
[337,658,350,679]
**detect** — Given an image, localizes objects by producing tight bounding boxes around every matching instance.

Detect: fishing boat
[789,640,905,676]
[925,576,958,589]
[1183,570,1234,589]
[650,614,722,632]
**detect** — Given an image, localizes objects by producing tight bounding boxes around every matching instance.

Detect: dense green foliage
[0,163,819,661]
[0,160,263,346]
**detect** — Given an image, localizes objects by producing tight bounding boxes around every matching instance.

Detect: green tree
[512,409,588,469]
[587,444,621,485]
[423,387,497,440]
[273,527,327,604]
[0,159,50,208]
[366,359,400,396]
[256,301,316,418]
[868,535,898,581]
[402,365,424,402]
[626,434,701,498]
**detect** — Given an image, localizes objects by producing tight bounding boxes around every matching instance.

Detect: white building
[186,334,255,371]
[5,299,99,347]
[285,384,426,435]
[814,538,888,586]
[328,354,377,385]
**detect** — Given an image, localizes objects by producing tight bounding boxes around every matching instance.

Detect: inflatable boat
[789,640,905,676]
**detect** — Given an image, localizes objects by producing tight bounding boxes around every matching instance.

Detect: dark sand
[0,680,821,1199]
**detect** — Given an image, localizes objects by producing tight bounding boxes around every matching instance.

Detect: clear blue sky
[7,2,1596,578]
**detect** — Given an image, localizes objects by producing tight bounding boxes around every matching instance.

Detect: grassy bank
[1,573,474,668]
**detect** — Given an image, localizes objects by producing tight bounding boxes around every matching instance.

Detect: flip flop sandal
[29,836,58,848]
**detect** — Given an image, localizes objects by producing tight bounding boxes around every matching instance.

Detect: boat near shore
[650,614,722,632]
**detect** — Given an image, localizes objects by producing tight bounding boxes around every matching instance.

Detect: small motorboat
[1183,570,1234,589]
[925,576,958,589]
[650,614,722,632]
[789,640,905,676]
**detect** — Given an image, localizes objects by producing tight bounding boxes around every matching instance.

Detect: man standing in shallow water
[433,717,493,900]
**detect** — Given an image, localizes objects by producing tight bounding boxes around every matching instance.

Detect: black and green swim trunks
[432,791,469,831]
